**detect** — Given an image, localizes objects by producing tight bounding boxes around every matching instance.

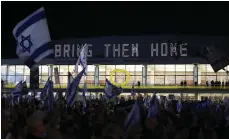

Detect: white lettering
[170,43,178,56]
[54,44,61,58]
[72,44,75,57]
[63,44,70,58]
[151,43,158,56]
[132,43,139,57]
[104,44,110,57]
[161,43,168,56]
[113,44,120,57]
[87,44,92,57]
[122,44,129,57]
[180,43,188,56]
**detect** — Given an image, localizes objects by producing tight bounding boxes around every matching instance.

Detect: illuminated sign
[54,42,188,58]
[51,35,229,60]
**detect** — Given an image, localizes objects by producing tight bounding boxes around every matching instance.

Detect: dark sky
[2,1,229,59]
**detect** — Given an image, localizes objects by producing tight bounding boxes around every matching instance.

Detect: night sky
[2,1,229,59]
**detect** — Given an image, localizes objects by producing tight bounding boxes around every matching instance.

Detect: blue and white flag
[40,77,53,111]
[104,79,122,99]
[40,77,51,100]
[82,82,87,114]
[66,68,86,107]
[13,7,53,69]
[73,57,80,74]
[177,99,182,113]
[124,100,140,133]
[79,44,87,76]
[11,81,23,105]
[147,93,158,118]
[67,72,74,97]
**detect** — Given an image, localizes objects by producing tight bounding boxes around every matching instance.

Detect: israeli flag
[66,68,86,107]
[79,44,87,76]
[82,82,87,114]
[40,77,51,100]
[124,100,140,133]
[104,79,122,99]
[73,57,80,74]
[147,93,158,118]
[11,81,23,105]
[13,7,53,69]
[177,99,182,113]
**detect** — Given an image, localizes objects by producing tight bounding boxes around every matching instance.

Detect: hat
[26,110,47,129]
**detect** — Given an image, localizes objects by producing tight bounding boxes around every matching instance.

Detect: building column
[48,65,53,81]
[193,64,198,85]
[94,65,99,86]
[142,65,147,86]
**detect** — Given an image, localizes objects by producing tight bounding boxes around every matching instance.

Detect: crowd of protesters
[2,93,229,139]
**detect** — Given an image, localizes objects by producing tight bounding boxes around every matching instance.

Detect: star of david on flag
[13,7,53,69]
[19,35,33,53]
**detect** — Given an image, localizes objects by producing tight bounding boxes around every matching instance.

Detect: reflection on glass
[165,76,175,85]
[176,76,186,85]
[147,76,154,85]
[116,65,125,69]
[106,65,115,75]
[24,66,30,75]
[8,65,15,75]
[1,65,7,75]
[87,65,95,75]
[206,64,216,75]
[186,76,193,85]
[155,76,164,85]
[135,65,142,75]
[40,76,49,84]
[165,65,175,75]
[147,65,155,75]
[1,75,6,81]
[59,65,68,75]
[99,65,106,75]
[86,76,94,85]
[16,65,24,75]
[7,76,15,84]
[155,65,165,75]
[176,65,186,75]
[41,65,49,76]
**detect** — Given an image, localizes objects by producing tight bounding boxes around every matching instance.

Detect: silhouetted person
[219,81,221,87]
[222,81,225,87]
[137,81,140,87]
[211,80,214,86]
[194,81,198,86]
[181,81,184,86]
[215,81,218,87]
[184,81,187,86]
[206,81,209,86]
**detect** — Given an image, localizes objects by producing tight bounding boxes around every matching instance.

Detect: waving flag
[104,79,122,99]
[13,7,52,69]
[67,72,74,97]
[40,77,51,100]
[124,100,140,133]
[147,93,158,118]
[73,57,80,74]
[11,81,23,105]
[40,77,53,111]
[177,98,182,113]
[79,44,87,76]
[82,82,87,114]
[66,68,86,107]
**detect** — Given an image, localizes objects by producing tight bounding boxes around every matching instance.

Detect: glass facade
[1,64,229,86]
